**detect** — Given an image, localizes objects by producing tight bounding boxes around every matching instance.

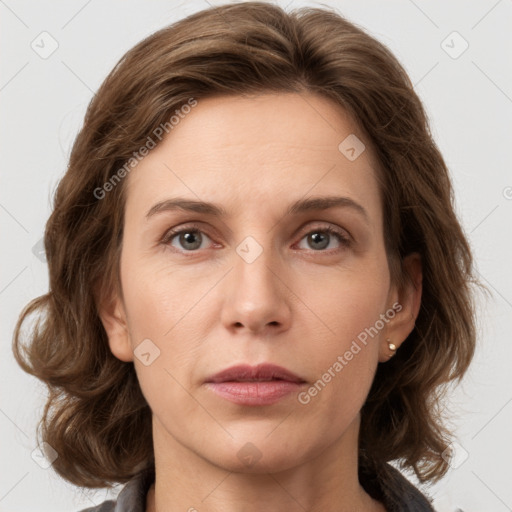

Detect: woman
[12,2,477,511]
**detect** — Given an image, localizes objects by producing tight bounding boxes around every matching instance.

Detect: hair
[13,1,478,489]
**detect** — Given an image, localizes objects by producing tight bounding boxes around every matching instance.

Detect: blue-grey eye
[170,230,209,251]
[297,227,348,251]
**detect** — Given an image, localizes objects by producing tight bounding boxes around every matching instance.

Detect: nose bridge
[233,233,279,302]
[221,233,290,333]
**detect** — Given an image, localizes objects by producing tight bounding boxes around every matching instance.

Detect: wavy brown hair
[13,1,477,489]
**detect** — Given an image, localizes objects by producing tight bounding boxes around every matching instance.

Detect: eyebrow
[145,195,369,224]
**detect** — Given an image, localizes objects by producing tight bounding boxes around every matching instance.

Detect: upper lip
[205,364,306,384]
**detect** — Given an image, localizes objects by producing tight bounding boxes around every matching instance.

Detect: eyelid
[159,222,213,246]
[295,221,351,241]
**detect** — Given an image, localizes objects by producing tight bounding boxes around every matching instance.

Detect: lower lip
[205,381,304,405]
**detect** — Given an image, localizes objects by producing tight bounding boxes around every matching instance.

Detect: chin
[204,434,317,475]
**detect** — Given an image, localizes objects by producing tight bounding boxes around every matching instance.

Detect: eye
[295,226,351,252]
[161,224,214,252]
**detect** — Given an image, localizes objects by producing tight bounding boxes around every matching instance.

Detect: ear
[379,252,422,362]
[96,285,134,363]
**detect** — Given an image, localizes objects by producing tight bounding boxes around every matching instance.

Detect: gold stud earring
[386,339,396,356]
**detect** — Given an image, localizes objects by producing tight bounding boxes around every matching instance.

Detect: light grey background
[1,1,511,511]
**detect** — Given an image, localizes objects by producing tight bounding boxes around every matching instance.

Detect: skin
[98,92,422,512]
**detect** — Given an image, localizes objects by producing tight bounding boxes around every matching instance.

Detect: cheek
[294,257,389,409]
[120,243,198,338]
[119,247,212,392]
[297,255,390,347]
[297,296,383,430]
[120,261,206,420]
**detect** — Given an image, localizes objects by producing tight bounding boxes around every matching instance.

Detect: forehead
[123,92,382,223]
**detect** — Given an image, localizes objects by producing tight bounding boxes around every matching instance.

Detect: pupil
[181,231,201,250]
[309,232,328,250]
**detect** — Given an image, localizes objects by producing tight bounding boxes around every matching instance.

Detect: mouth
[205,363,306,384]
[204,363,306,406]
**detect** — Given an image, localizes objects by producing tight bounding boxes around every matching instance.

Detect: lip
[204,363,306,406]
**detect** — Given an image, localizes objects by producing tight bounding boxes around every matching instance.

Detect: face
[100,92,419,473]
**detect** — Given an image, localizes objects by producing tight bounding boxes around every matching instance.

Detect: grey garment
[77,462,436,512]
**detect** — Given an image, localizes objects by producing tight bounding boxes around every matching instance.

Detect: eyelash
[160,223,352,255]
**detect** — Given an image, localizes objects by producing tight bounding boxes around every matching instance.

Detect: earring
[386,339,396,356]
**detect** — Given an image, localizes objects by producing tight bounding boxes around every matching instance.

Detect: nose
[220,242,292,336]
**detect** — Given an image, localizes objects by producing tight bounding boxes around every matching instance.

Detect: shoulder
[379,463,436,511]
[77,501,116,512]
[360,456,437,511]
[76,466,155,512]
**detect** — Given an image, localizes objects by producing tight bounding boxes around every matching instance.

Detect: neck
[145,414,384,512]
